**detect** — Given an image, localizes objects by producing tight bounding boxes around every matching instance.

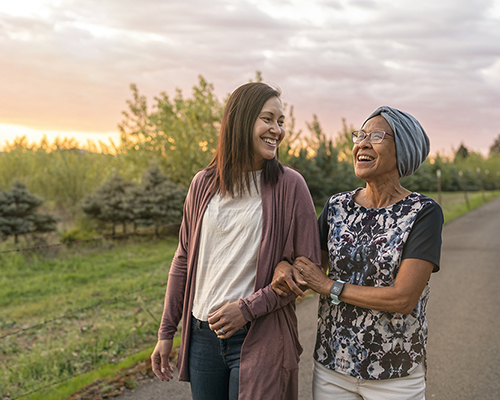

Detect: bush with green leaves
[119,76,223,188]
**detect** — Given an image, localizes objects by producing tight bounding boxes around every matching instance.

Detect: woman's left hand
[208,301,248,338]
[294,256,332,295]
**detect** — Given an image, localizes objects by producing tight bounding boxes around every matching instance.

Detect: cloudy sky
[1,0,500,155]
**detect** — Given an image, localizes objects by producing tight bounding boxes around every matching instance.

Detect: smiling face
[353,115,399,184]
[252,96,285,168]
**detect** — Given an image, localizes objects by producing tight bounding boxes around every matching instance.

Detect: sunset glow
[1,0,500,155]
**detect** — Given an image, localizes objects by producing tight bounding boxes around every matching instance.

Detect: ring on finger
[219,327,225,335]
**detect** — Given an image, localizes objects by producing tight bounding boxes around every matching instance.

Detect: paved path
[425,196,500,399]
[117,197,500,399]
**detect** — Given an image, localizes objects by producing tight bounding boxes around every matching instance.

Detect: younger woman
[151,82,321,400]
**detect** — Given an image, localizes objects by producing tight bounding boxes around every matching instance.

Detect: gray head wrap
[362,106,430,177]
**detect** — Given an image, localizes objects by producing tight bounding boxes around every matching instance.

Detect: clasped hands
[272,256,331,297]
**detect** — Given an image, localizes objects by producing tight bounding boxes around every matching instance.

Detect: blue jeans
[189,315,249,400]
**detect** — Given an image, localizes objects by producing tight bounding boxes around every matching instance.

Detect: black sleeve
[317,198,331,252]
[401,200,444,272]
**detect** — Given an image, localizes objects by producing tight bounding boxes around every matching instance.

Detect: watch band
[329,279,346,305]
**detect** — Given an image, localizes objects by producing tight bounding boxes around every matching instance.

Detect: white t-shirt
[192,173,263,321]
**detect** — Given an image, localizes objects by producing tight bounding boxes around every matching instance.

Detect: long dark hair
[206,82,284,197]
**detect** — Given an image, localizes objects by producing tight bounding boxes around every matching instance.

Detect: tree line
[1,74,500,243]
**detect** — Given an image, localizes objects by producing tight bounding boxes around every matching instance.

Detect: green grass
[422,190,500,224]
[21,346,155,400]
[20,336,182,400]
[0,237,179,400]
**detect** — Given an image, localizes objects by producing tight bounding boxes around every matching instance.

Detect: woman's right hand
[151,339,174,381]
[293,256,332,295]
[271,260,307,297]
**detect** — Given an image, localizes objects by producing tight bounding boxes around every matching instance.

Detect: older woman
[273,106,443,400]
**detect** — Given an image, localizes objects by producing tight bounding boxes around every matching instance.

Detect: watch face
[331,282,341,295]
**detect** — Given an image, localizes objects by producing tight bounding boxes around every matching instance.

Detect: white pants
[312,360,426,400]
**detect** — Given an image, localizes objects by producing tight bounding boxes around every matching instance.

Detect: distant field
[2,190,499,399]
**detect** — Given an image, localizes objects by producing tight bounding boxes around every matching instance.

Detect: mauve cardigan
[158,166,321,400]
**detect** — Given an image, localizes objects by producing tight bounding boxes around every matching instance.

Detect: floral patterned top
[315,189,443,380]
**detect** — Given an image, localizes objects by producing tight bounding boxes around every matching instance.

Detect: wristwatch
[329,280,346,305]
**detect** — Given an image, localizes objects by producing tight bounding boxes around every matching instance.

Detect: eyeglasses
[351,130,394,144]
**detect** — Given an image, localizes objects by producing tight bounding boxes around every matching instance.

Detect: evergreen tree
[489,134,500,156]
[30,213,59,236]
[454,144,469,162]
[335,118,356,162]
[81,176,136,235]
[0,182,57,244]
[129,166,186,237]
[285,115,360,204]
